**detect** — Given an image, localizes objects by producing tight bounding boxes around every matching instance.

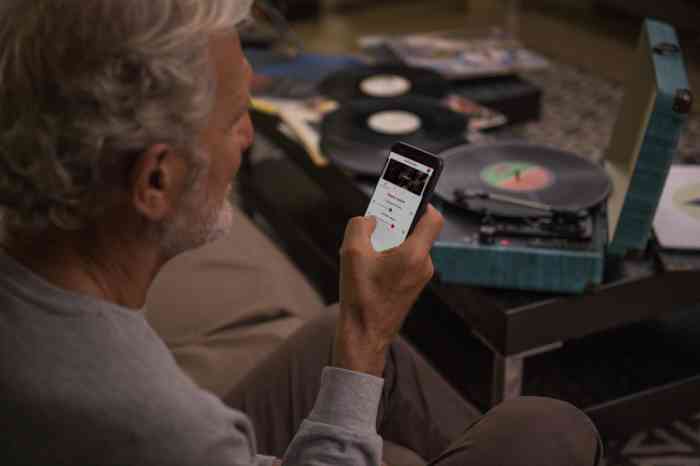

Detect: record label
[673,182,700,221]
[480,161,554,193]
[367,111,422,135]
[359,74,412,98]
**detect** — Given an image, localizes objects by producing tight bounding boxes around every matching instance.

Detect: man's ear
[129,144,188,222]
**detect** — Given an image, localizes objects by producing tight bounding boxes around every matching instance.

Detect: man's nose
[241,112,255,151]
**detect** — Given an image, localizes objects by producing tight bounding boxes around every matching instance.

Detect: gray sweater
[0,251,384,465]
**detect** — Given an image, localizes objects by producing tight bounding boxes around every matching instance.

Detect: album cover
[653,165,700,250]
[379,31,549,79]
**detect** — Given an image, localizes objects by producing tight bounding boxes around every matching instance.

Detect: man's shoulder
[0,291,257,466]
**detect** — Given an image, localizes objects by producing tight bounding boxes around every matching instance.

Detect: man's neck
[2,227,162,310]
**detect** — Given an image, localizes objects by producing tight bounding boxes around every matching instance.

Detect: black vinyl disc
[435,142,611,217]
[320,97,467,176]
[318,64,450,102]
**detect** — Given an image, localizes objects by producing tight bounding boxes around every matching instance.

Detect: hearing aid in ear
[149,171,163,189]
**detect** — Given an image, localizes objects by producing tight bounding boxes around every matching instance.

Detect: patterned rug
[604,415,700,466]
[485,61,700,165]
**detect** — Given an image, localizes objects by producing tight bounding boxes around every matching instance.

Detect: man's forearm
[333,311,389,377]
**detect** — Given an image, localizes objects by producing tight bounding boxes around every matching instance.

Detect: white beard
[160,178,235,258]
[204,197,234,243]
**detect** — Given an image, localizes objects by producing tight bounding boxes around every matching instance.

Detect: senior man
[0,0,602,465]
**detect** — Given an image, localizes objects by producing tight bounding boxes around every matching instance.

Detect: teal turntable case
[605,19,691,256]
[431,19,692,293]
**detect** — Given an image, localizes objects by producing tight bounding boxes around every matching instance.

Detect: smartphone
[365,142,443,252]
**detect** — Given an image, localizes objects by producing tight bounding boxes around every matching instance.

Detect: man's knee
[437,397,601,466]
[292,304,339,341]
[495,397,600,464]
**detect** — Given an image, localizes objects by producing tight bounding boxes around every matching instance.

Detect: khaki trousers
[225,308,602,466]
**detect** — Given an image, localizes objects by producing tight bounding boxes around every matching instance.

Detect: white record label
[359,74,412,97]
[367,111,422,135]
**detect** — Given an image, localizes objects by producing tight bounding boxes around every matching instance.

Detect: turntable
[430,19,693,293]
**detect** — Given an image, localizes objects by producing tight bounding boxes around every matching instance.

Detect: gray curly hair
[0,0,253,234]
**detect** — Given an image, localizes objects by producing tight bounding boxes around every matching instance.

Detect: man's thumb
[341,215,377,252]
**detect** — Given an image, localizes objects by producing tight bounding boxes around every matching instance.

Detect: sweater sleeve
[256,454,279,466]
[282,367,384,466]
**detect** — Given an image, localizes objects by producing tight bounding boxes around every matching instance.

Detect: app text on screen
[366,152,433,252]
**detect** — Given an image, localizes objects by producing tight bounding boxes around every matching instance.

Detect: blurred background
[240,3,700,465]
[267,0,699,87]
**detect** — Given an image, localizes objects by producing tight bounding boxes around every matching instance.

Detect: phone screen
[366,150,435,252]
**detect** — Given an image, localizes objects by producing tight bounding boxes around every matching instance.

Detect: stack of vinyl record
[318,64,468,176]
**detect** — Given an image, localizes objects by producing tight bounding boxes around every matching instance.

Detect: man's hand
[334,205,444,376]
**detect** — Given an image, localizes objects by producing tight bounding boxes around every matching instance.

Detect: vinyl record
[318,64,450,101]
[654,165,700,250]
[435,142,611,217]
[320,97,467,176]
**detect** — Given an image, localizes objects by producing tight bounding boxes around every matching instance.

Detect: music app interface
[366,152,434,252]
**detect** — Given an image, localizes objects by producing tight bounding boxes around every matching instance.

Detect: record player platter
[435,142,612,218]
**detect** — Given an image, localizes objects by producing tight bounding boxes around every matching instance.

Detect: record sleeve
[653,165,700,251]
